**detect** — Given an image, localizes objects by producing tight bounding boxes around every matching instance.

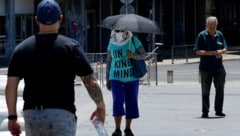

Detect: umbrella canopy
[100,13,164,34]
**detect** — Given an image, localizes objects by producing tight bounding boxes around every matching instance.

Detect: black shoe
[201,113,209,118]
[215,112,226,117]
[112,128,122,136]
[124,128,134,136]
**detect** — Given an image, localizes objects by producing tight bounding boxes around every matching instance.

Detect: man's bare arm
[80,73,104,105]
[196,50,217,56]
[5,77,21,116]
[196,48,227,56]
[217,48,227,54]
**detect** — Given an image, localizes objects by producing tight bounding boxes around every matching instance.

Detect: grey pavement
[1,82,240,136]
[0,52,240,136]
[72,82,240,136]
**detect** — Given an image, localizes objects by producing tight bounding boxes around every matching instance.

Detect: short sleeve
[194,33,203,51]
[7,49,24,78]
[219,31,228,49]
[72,44,94,76]
[132,36,142,49]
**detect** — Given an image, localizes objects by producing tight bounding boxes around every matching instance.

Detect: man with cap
[5,0,106,135]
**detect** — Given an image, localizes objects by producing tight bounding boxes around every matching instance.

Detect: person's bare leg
[114,116,122,129]
[112,116,122,136]
[125,119,134,135]
[125,119,132,129]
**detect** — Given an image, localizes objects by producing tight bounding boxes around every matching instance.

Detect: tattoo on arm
[81,73,103,104]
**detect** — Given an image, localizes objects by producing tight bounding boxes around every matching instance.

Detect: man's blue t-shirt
[107,36,142,82]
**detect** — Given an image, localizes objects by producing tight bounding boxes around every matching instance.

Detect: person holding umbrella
[106,30,146,136]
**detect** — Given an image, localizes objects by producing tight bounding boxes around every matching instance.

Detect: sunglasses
[115,30,124,33]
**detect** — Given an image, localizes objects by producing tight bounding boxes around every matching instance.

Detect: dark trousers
[200,69,226,113]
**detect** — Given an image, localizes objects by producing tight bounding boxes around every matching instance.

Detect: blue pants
[110,80,139,119]
[23,109,77,136]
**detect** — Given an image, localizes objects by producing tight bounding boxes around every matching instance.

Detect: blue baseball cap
[36,0,62,25]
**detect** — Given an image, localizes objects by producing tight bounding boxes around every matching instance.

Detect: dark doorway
[216,0,240,46]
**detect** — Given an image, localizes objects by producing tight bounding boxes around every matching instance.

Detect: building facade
[0,0,239,66]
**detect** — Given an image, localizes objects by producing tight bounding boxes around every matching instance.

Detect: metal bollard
[167,70,173,83]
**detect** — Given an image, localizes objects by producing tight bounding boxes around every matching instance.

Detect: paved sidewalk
[1,82,240,136]
[74,82,240,136]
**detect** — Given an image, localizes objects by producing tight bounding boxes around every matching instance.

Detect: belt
[23,104,76,114]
